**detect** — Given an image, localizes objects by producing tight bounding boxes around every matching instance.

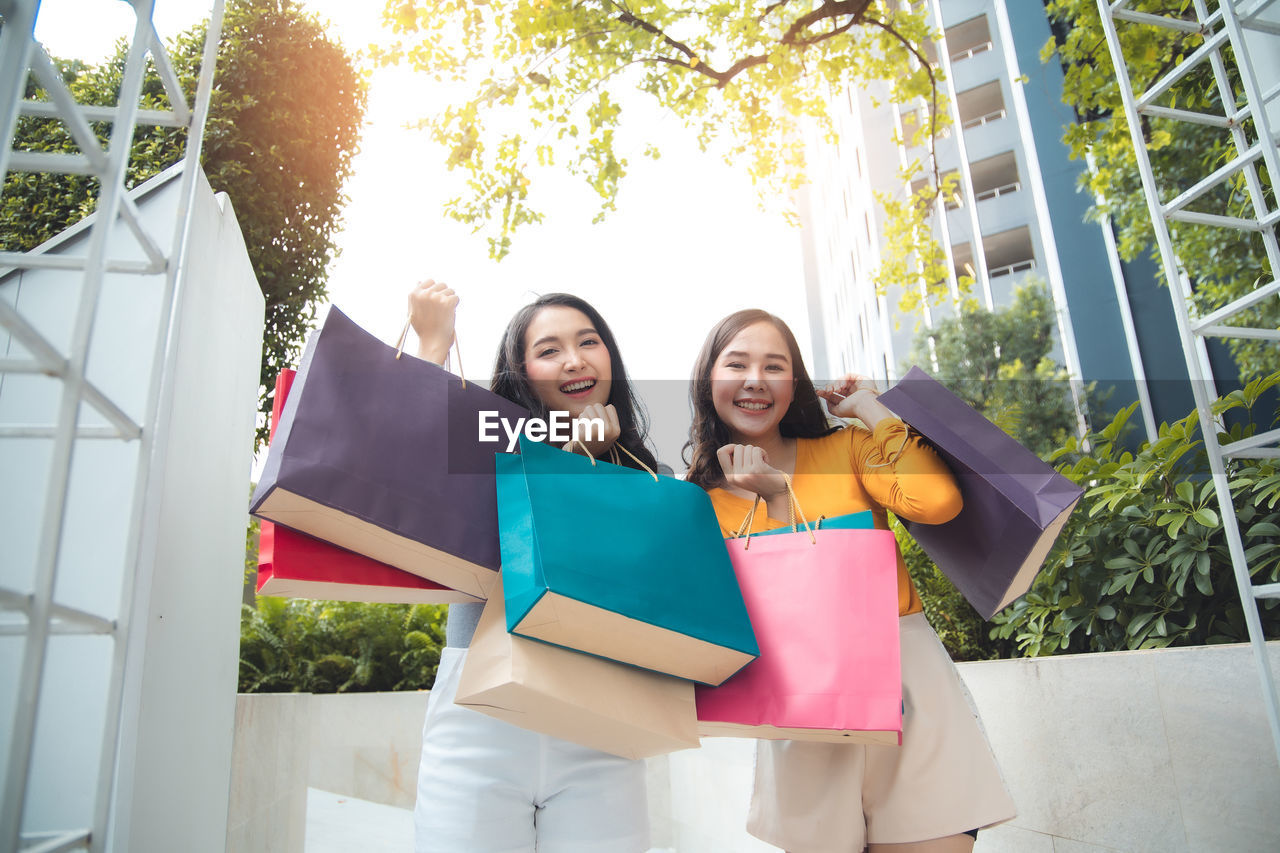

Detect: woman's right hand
[716,444,789,505]
[408,280,458,365]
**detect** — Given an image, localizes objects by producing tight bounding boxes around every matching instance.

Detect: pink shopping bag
[695,527,903,745]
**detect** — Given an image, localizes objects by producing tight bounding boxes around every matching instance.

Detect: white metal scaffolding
[1096,0,1280,767]
[0,1,223,851]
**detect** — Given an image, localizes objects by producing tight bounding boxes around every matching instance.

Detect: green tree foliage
[2,0,367,445]
[239,598,448,693]
[905,283,1080,459]
[991,373,1280,655]
[375,0,958,301]
[1044,0,1278,379]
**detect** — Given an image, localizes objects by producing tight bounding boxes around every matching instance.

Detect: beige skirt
[746,613,1015,852]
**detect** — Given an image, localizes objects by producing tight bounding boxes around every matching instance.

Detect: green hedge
[991,373,1280,655]
[238,597,446,693]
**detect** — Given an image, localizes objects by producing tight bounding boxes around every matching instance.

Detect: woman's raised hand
[408,280,458,365]
[816,373,894,427]
[565,402,622,458]
[716,444,789,504]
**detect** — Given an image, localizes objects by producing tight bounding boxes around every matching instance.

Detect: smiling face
[521,305,613,417]
[709,320,795,443]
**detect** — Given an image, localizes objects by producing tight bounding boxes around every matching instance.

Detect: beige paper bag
[455,575,701,760]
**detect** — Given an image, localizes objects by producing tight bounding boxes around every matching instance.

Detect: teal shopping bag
[748,510,875,538]
[496,436,759,686]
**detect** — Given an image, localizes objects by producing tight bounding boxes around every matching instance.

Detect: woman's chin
[559,399,596,420]
[728,424,779,444]
[572,393,611,416]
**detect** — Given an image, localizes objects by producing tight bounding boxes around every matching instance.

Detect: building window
[957,80,1006,130]
[969,151,1020,201]
[946,15,993,62]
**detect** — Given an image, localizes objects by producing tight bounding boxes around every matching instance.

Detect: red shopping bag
[255,370,477,604]
[256,523,477,603]
[695,526,902,744]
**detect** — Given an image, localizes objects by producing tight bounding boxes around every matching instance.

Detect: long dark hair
[683,309,836,489]
[491,293,659,472]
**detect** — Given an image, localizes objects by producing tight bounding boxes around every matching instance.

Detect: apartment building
[800,0,1205,436]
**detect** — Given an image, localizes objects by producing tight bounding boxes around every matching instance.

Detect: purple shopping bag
[878,366,1083,619]
[250,308,528,599]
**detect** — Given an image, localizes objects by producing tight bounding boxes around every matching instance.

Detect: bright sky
[35,0,813,467]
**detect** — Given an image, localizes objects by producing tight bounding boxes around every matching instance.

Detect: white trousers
[413,646,650,853]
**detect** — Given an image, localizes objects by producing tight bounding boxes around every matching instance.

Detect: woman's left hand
[817,373,897,428]
[564,402,621,459]
[816,374,879,418]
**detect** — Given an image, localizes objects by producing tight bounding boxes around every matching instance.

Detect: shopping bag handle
[610,444,660,481]
[394,316,467,389]
[827,383,910,469]
[734,474,816,549]
[568,439,660,482]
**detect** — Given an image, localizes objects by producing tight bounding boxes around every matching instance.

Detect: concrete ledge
[230,641,1280,852]
[305,691,429,809]
[227,694,310,853]
[964,641,1280,853]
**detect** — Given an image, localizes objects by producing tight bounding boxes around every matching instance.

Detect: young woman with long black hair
[407,280,658,853]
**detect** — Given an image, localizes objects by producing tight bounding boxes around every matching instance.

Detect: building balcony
[970,150,1020,199]
[943,12,1003,92]
[957,80,1005,130]
[919,150,1028,244]
[950,223,1038,302]
[946,13,993,62]
[974,182,1020,202]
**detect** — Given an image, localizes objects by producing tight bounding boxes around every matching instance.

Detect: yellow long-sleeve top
[705,419,963,617]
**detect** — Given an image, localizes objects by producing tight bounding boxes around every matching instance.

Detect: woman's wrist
[763,491,792,523]
[849,391,894,428]
[416,339,451,366]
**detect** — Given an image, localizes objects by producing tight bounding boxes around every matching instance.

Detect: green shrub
[238,597,447,693]
[991,373,1280,655]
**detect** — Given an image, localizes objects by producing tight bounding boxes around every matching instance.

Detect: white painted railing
[961,108,1006,129]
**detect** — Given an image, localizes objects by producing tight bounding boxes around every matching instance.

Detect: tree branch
[861,14,945,201]
[607,0,699,64]
[757,0,796,25]
[792,18,858,49]
[601,0,909,96]
[779,0,874,45]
